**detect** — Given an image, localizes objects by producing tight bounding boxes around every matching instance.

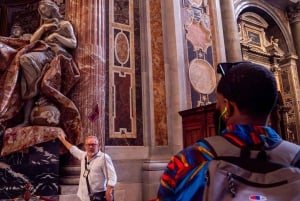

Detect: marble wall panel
[113,72,133,134]
[107,0,143,146]
[149,0,168,146]
[114,0,130,25]
[182,0,216,108]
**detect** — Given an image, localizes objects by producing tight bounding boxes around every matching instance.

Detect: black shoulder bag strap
[85,156,93,200]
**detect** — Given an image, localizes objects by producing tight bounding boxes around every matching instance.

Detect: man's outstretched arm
[57,132,73,150]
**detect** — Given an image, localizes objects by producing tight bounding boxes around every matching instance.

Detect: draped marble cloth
[0,36,82,155]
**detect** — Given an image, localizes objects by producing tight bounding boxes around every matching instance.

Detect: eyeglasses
[85,143,98,147]
[217,61,251,77]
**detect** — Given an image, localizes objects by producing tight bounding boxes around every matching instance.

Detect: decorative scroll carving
[238,12,284,58]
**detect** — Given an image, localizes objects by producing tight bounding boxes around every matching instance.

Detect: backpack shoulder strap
[267,140,300,166]
[203,136,300,167]
[202,135,241,157]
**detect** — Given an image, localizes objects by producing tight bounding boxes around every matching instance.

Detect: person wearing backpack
[155,62,300,201]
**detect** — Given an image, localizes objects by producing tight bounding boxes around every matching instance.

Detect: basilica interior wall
[0,0,300,200]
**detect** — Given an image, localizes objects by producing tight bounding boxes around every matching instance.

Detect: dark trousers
[90,191,106,201]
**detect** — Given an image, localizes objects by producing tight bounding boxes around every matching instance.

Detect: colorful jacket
[156,124,283,201]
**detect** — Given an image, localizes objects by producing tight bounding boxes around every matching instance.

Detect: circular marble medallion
[189,59,216,94]
[115,31,129,65]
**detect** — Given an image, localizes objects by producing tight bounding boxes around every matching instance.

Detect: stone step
[59,194,80,201]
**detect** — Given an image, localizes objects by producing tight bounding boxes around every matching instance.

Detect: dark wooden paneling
[179,103,217,148]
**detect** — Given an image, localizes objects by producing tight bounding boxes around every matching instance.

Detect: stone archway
[236,6,300,144]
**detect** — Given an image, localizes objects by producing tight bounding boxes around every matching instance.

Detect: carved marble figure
[0,0,82,156]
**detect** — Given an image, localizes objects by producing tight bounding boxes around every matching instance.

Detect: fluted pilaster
[66,0,106,142]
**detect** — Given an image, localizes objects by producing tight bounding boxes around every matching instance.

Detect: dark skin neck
[226,103,269,126]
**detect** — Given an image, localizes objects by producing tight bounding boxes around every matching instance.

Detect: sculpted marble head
[39,0,59,10]
[38,0,62,20]
[10,23,24,37]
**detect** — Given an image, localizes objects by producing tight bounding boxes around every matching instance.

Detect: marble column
[60,0,106,184]
[220,0,242,62]
[66,0,106,142]
[287,2,300,77]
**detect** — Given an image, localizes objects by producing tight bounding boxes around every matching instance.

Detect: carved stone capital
[287,2,300,23]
